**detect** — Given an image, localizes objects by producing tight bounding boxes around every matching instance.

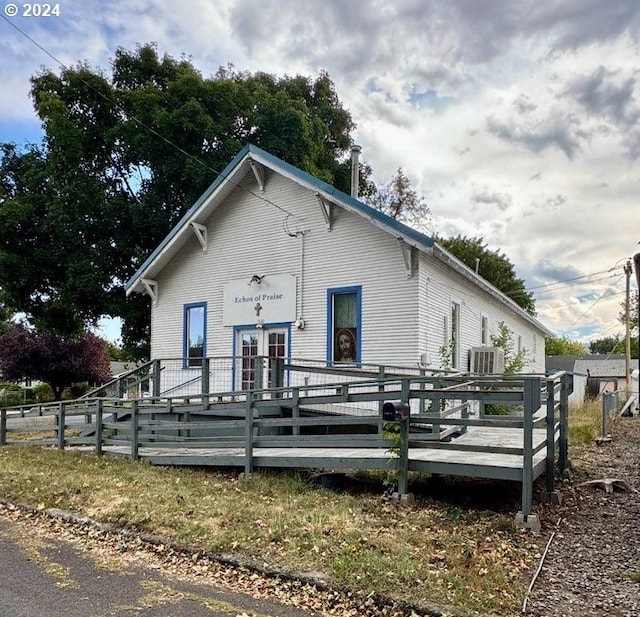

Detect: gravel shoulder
[525,415,640,617]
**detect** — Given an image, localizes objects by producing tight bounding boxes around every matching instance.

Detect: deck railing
[1,368,571,525]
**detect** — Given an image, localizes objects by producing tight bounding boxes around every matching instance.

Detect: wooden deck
[92,425,552,484]
[1,367,572,527]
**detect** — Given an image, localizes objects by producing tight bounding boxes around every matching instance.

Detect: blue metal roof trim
[126,143,435,292]
[125,145,252,292]
[247,144,435,250]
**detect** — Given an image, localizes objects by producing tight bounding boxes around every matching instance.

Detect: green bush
[69,382,91,398]
[0,382,21,392]
[33,383,55,402]
[1,392,24,407]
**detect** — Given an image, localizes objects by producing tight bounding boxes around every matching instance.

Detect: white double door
[237,327,287,391]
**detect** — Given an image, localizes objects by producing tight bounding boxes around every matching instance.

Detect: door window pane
[241,332,259,390]
[267,331,286,387]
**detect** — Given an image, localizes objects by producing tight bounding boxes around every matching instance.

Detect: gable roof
[125,144,552,336]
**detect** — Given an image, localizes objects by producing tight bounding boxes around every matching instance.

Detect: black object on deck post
[382,401,411,499]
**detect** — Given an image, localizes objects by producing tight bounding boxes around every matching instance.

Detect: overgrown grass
[0,446,540,615]
[568,397,602,447]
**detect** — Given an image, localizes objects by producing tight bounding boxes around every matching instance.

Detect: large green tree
[0,44,359,358]
[589,335,638,358]
[545,336,586,356]
[437,236,536,315]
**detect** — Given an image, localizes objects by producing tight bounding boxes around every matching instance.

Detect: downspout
[295,231,306,330]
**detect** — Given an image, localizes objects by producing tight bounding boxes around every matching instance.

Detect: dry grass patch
[568,397,602,448]
[0,446,541,615]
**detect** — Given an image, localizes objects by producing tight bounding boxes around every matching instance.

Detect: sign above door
[223,273,297,326]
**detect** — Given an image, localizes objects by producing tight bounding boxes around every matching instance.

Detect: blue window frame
[326,286,362,364]
[183,302,207,368]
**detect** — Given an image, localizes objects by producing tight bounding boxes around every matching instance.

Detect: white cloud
[1,0,638,346]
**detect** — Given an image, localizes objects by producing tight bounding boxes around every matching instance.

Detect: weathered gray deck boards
[1,367,571,524]
[90,424,551,483]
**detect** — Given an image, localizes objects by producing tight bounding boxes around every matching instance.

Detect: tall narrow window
[450,302,460,370]
[184,302,206,367]
[327,286,361,364]
[481,316,489,345]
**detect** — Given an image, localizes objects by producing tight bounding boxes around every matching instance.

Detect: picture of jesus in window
[335,328,357,363]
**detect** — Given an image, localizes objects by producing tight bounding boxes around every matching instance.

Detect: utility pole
[634,253,640,413]
[624,260,632,392]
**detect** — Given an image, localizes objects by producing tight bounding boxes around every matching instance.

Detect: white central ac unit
[469,347,505,374]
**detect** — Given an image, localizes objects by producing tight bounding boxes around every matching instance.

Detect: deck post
[95,399,103,456]
[545,377,556,495]
[245,394,254,474]
[559,373,570,475]
[201,357,210,407]
[397,414,410,496]
[377,366,385,419]
[270,357,284,394]
[292,387,300,436]
[516,377,541,531]
[432,379,442,438]
[57,402,66,450]
[0,409,6,446]
[396,379,412,500]
[254,356,264,399]
[182,410,191,441]
[118,375,126,399]
[131,400,139,460]
[152,360,161,399]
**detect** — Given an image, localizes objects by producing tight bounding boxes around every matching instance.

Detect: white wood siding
[418,253,546,373]
[151,170,420,367]
[148,166,546,377]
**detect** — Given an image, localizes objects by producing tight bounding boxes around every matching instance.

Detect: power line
[561,275,625,331]
[527,267,621,292]
[0,15,298,221]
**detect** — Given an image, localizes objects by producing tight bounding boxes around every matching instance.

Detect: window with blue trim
[327,286,361,363]
[184,302,206,367]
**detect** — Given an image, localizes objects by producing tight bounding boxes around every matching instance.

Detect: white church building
[125,144,551,392]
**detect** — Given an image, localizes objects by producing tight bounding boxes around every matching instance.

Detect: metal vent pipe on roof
[350,144,362,199]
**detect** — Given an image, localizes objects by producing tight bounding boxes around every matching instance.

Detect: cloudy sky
[1,0,639,346]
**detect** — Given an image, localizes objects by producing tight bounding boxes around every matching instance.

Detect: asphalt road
[0,515,318,617]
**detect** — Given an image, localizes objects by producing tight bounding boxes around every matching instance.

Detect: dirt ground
[525,415,640,617]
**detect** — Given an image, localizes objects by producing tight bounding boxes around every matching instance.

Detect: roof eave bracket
[141,278,159,305]
[249,160,265,193]
[315,192,333,231]
[398,238,417,278]
[190,222,208,252]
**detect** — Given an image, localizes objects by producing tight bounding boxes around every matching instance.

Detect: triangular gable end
[124,144,551,337]
[125,144,435,296]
